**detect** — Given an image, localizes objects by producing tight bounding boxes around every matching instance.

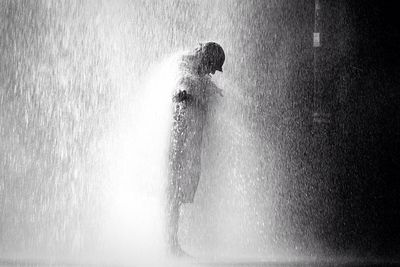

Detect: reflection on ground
[1,257,399,267]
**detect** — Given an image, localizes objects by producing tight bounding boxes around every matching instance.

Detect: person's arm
[173,79,194,103]
[174,90,191,102]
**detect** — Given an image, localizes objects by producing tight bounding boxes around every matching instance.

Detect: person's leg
[167,199,179,249]
[166,185,181,252]
[167,195,190,257]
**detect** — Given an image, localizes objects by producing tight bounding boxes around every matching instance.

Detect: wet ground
[1,258,399,267]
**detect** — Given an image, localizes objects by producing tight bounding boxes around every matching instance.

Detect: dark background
[337,1,400,256]
[286,0,400,257]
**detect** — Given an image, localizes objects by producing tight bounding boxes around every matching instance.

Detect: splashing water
[96,54,184,262]
[1,0,311,264]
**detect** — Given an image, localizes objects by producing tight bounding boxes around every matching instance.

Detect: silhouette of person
[167,42,225,257]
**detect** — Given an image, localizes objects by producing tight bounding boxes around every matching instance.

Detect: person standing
[167,42,225,257]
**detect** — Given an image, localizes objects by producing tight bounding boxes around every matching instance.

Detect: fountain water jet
[91,54,189,263]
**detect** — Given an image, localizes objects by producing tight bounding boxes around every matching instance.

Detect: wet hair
[194,42,225,71]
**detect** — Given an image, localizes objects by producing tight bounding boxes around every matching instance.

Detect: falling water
[2,0,398,265]
[1,0,281,263]
[0,0,283,262]
[0,0,317,263]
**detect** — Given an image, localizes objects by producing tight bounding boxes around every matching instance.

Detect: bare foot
[171,245,191,259]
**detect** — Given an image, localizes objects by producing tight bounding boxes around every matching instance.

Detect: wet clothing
[168,54,221,204]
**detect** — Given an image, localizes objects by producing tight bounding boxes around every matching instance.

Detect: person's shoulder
[178,54,197,72]
[177,58,200,89]
[176,75,197,95]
